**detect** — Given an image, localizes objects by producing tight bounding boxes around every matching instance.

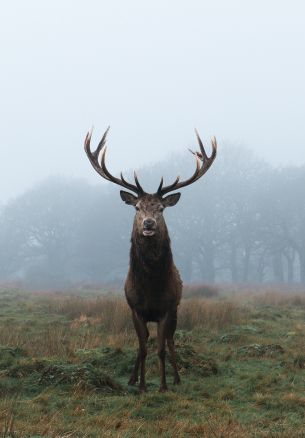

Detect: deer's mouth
[143,227,156,237]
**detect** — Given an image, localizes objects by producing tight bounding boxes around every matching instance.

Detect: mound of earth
[175,343,218,376]
[38,362,122,392]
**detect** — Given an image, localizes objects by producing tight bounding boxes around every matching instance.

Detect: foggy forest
[1,143,304,289]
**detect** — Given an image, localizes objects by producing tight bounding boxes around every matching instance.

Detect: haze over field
[0,0,305,202]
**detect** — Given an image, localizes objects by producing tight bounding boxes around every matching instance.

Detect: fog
[0,2,305,288]
[1,1,305,203]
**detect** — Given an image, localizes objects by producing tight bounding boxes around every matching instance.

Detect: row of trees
[0,145,304,288]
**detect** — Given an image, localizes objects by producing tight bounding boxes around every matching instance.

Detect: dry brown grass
[47,295,134,333]
[48,295,244,331]
[0,294,244,358]
[0,323,103,358]
[0,412,250,438]
[252,291,305,307]
[282,392,305,407]
[179,299,244,330]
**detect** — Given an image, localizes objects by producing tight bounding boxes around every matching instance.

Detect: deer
[84,127,217,392]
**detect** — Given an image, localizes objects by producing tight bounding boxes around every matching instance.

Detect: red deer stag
[84,128,217,392]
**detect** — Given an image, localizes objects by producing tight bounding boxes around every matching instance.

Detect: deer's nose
[143,218,156,229]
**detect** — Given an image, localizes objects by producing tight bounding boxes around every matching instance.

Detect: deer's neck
[130,225,173,280]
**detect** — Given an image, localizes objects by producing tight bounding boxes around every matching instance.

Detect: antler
[84,127,145,196]
[156,130,217,197]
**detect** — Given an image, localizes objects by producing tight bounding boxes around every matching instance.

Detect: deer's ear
[120,191,138,206]
[162,193,181,207]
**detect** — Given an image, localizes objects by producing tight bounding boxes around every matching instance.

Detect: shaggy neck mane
[130,221,173,283]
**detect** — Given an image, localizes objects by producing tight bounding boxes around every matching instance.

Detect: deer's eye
[135,205,140,211]
[159,206,164,212]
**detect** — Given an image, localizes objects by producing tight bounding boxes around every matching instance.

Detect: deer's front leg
[129,310,149,392]
[157,314,170,392]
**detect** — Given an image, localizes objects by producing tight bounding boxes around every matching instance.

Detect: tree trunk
[242,244,251,283]
[257,250,268,283]
[272,252,284,283]
[202,242,215,283]
[230,242,238,282]
[299,250,305,284]
[283,251,294,283]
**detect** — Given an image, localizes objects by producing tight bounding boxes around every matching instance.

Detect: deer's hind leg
[166,310,180,385]
[158,310,180,392]
[128,310,149,391]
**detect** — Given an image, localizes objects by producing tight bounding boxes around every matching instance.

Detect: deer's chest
[125,284,174,322]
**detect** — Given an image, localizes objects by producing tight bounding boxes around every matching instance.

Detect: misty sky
[0,1,304,202]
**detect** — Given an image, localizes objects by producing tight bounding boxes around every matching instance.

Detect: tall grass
[47,296,134,332]
[4,284,305,360]
[179,299,243,330]
[47,295,243,330]
[252,291,305,307]
[0,323,103,359]
[0,294,244,358]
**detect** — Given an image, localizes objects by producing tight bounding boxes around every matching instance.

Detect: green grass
[0,288,304,437]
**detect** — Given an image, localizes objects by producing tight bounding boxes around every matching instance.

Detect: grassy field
[0,286,305,437]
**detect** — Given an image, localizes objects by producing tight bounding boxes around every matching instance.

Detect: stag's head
[84,127,217,238]
[119,192,181,237]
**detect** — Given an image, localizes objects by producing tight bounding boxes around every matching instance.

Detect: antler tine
[157,175,180,196]
[84,127,145,195]
[84,127,110,182]
[93,125,110,160]
[156,131,217,197]
[211,136,217,158]
[194,129,208,160]
[134,171,144,193]
[157,176,164,194]
[84,127,94,158]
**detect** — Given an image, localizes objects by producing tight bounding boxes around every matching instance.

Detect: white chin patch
[143,230,155,237]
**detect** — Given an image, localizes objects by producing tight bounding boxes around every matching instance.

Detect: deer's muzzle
[143,218,157,236]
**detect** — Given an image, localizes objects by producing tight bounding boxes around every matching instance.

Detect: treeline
[0,145,304,288]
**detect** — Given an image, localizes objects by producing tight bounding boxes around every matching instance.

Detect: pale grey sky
[0,0,304,202]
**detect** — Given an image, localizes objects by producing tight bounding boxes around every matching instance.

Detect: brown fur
[123,193,182,392]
